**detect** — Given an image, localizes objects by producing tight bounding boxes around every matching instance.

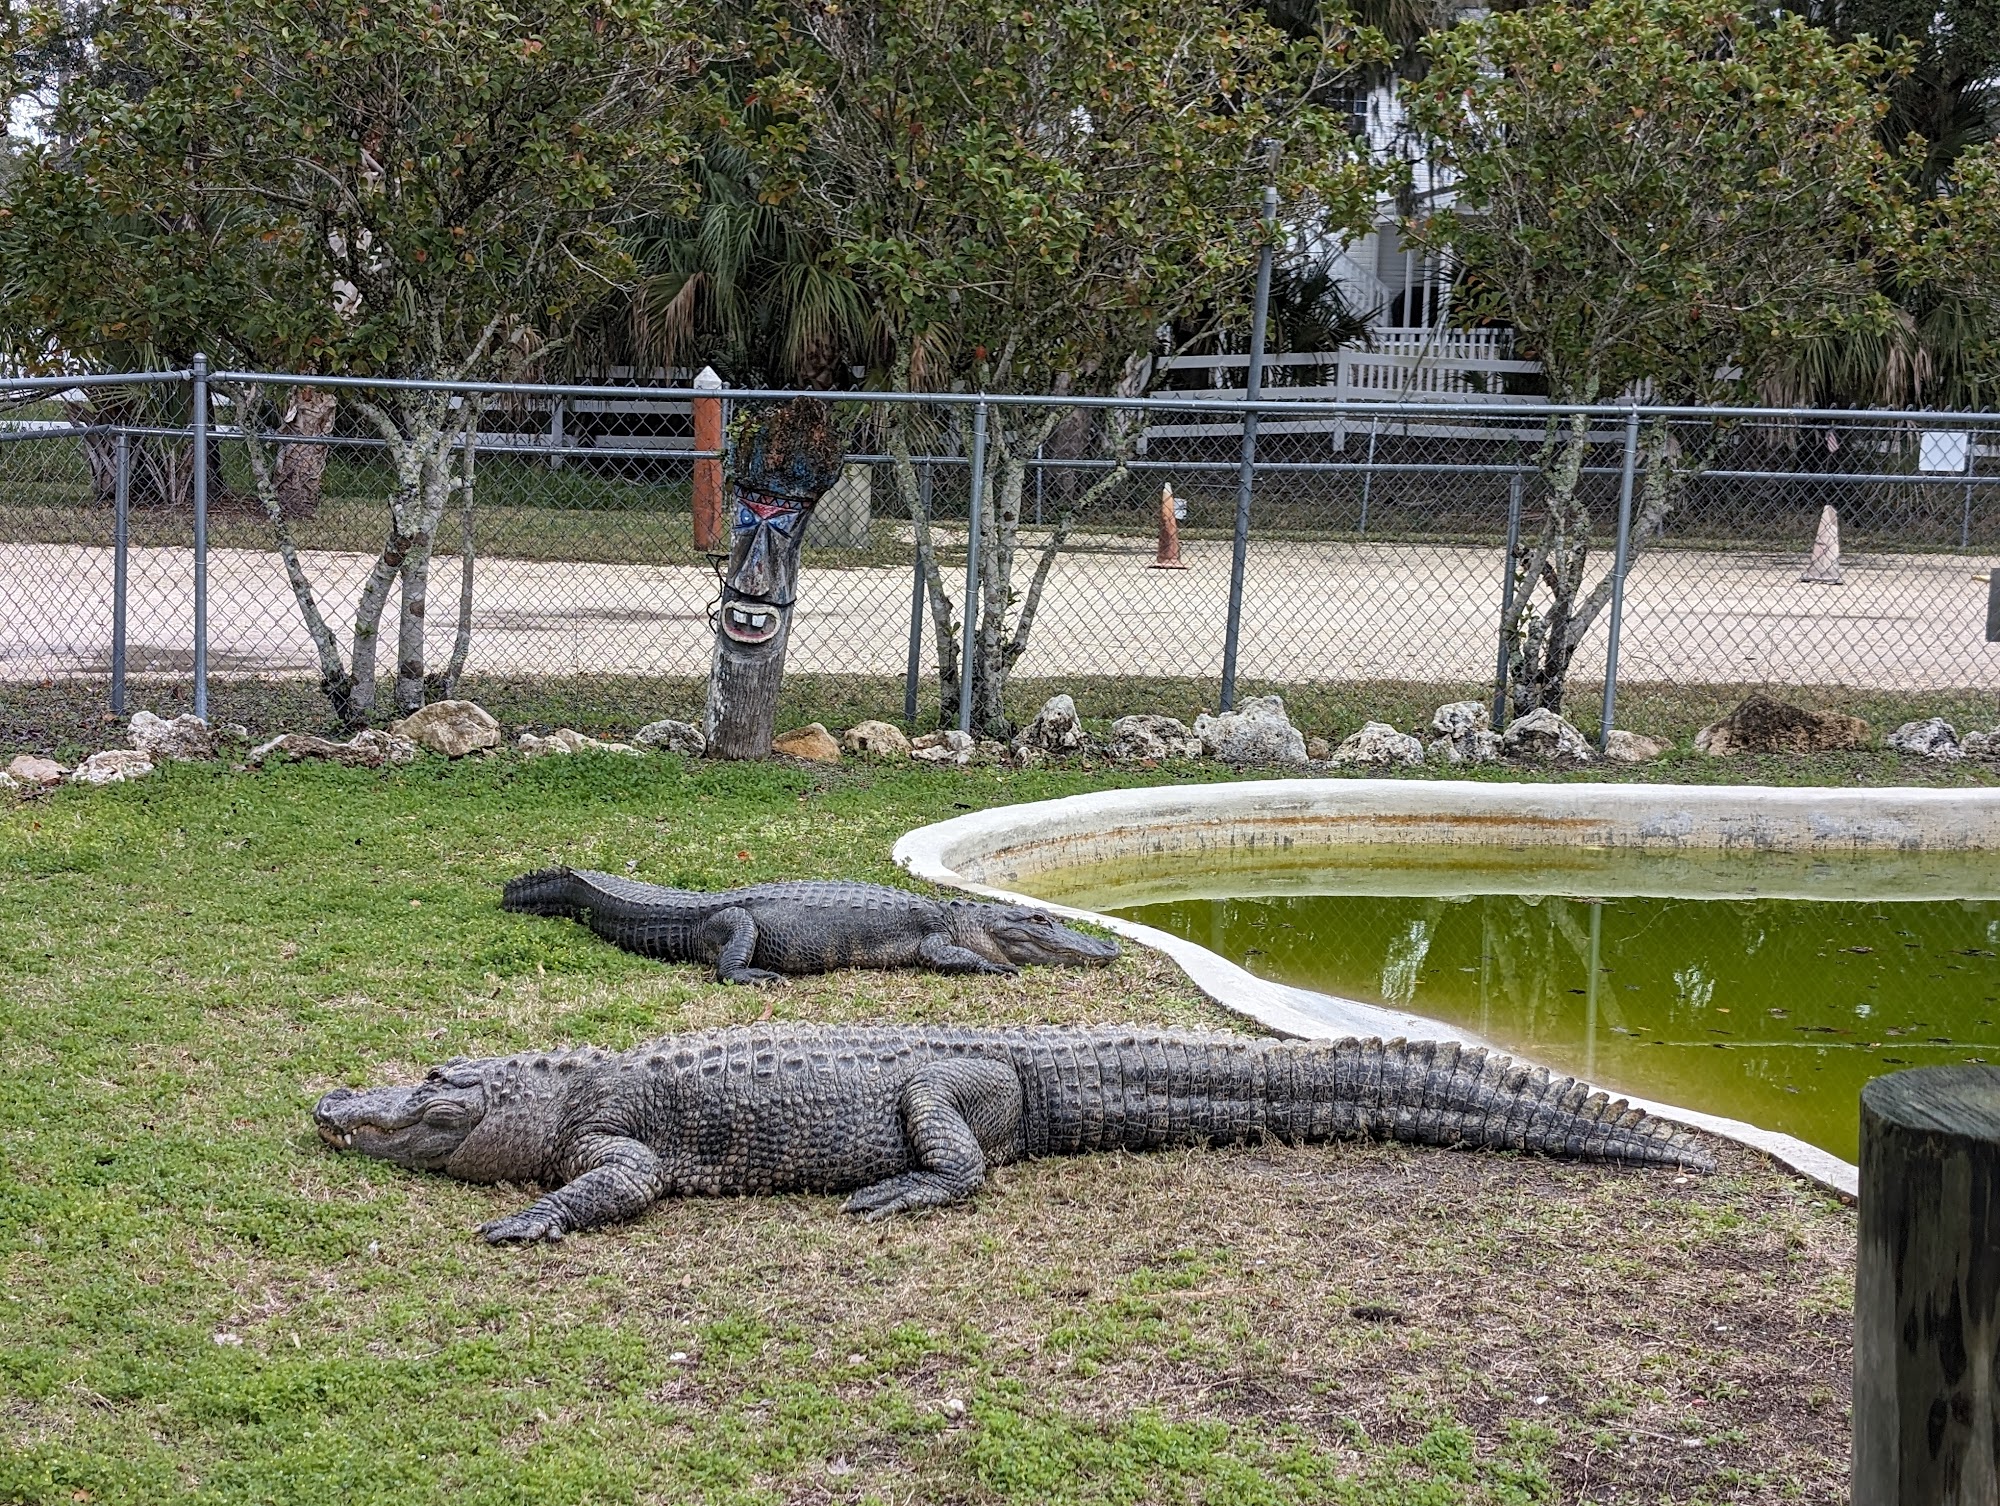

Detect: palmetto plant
[562,143,879,390]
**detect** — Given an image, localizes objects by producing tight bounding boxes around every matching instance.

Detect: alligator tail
[1360,1039,1715,1171]
[502,867,583,916]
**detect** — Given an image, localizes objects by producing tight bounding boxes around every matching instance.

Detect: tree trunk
[394,540,435,715]
[346,530,412,721]
[703,620,795,758]
[231,381,356,716]
[971,447,1029,738]
[1504,413,1682,721]
[882,401,962,726]
[430,430,478,700]
[274,386,337,521]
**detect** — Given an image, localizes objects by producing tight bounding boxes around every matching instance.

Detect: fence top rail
[9,366,1995,428]
[2,370,192,395]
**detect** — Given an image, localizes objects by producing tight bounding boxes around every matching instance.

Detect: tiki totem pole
[703,399,845,759]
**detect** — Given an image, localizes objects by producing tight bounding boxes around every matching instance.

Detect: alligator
[500,868,1120,983]
[312,1024,1716,1243]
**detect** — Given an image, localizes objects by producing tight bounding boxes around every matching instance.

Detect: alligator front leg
[916,931,1019,977]
[842,1059,1024,1219]
[697,907,785,986]
[481,1134,663,1244]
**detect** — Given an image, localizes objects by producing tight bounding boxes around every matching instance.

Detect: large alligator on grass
[501,868,1119,983]
[313,1025,1715,1243]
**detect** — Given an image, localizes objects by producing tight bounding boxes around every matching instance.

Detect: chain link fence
[2,368,1996,752]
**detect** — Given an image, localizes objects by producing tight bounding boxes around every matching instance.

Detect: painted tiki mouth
[721,601,785,644]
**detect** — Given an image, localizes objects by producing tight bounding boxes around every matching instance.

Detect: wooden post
[1148,482,1187,569]
[691,366,724,553]
[1854,1065,2000,1504]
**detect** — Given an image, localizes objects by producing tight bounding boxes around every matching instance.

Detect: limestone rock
[388,699,499,757]
[1105,715,1204,763]
[1429,701,1498,764]
[0,771,15,794]
[1693,695,1870,756]
[1886,718,1961,762]
[635,719,706,757]
[1329,721,1424,768]
[911,730,975,766]
[70,749,154,785]
[1429,729,1503,766]
[519,728,642,759]
[1011,745,1046,768]
[842,720,912,758]
[130,710,215,762]
[1306,736,1331,761]
[1014,695,1087,755]
[772,724,842,763]
[1603,729,1669,764]
[1962,729,2000,760]
[6,754,65,787]
[250,730,418,769]
[1431,700,1489,738]
[1192,695,1309,767]
[1502,708,1594,762]
[358,729,421,766]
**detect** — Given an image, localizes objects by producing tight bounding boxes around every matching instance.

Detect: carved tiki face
[711,399,844,663]
[718,487,812,654]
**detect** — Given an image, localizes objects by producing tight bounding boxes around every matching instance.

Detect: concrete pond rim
[894,778,2000,1202]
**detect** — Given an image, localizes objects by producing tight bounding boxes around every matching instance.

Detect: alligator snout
[313,1083,418,1149]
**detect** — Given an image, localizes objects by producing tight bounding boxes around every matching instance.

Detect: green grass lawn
[0,752,1864,1504]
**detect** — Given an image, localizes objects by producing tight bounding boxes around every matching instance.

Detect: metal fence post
[1219,184,1277,712]
[958,399,988,736]
[1358,418,1379,536]
[191,355,210,721]
[1598,406,1641,752]
[1491,468,1522,728]
[905,463,931,725]
[111,430,131,716]
[1964,429,1978,552]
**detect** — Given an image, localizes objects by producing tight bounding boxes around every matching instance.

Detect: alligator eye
[422,1100,468,1128]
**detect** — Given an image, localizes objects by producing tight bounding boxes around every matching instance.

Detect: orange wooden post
[692,365,724,553]
[1148,481,1187,569]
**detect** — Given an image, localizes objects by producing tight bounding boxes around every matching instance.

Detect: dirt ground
[5,533,1995,691]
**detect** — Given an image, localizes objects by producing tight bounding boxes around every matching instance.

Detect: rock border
[895,778,2000,1201]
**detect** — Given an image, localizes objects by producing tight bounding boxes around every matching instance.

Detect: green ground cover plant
[2,751,1862,1502]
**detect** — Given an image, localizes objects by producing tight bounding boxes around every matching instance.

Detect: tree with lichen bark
[735,0,1391,735]
[1407,0,1908,719]
[0,0,708,722]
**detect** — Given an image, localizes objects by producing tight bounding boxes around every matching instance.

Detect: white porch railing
[1144,339,1545,446]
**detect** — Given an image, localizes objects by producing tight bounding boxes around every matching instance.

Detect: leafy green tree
[739,0,1392,734]
[1407,0,1906,719]
[1765,0,1998,408]
[0,0,705,720]
[1919,145,2000,404]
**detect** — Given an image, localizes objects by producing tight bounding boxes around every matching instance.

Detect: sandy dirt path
[5,535,1995,689]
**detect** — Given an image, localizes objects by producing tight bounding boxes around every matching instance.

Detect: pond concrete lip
[896,778,2000,1203]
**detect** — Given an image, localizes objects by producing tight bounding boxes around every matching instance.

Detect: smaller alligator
[500,868,1119,984]
[313,1025,1716,1244]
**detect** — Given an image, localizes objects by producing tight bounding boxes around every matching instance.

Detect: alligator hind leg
[697,907,785,986]
[842,1059,1025,1219]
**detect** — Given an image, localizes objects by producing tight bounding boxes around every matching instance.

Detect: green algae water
[1030,846,2000,1162]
